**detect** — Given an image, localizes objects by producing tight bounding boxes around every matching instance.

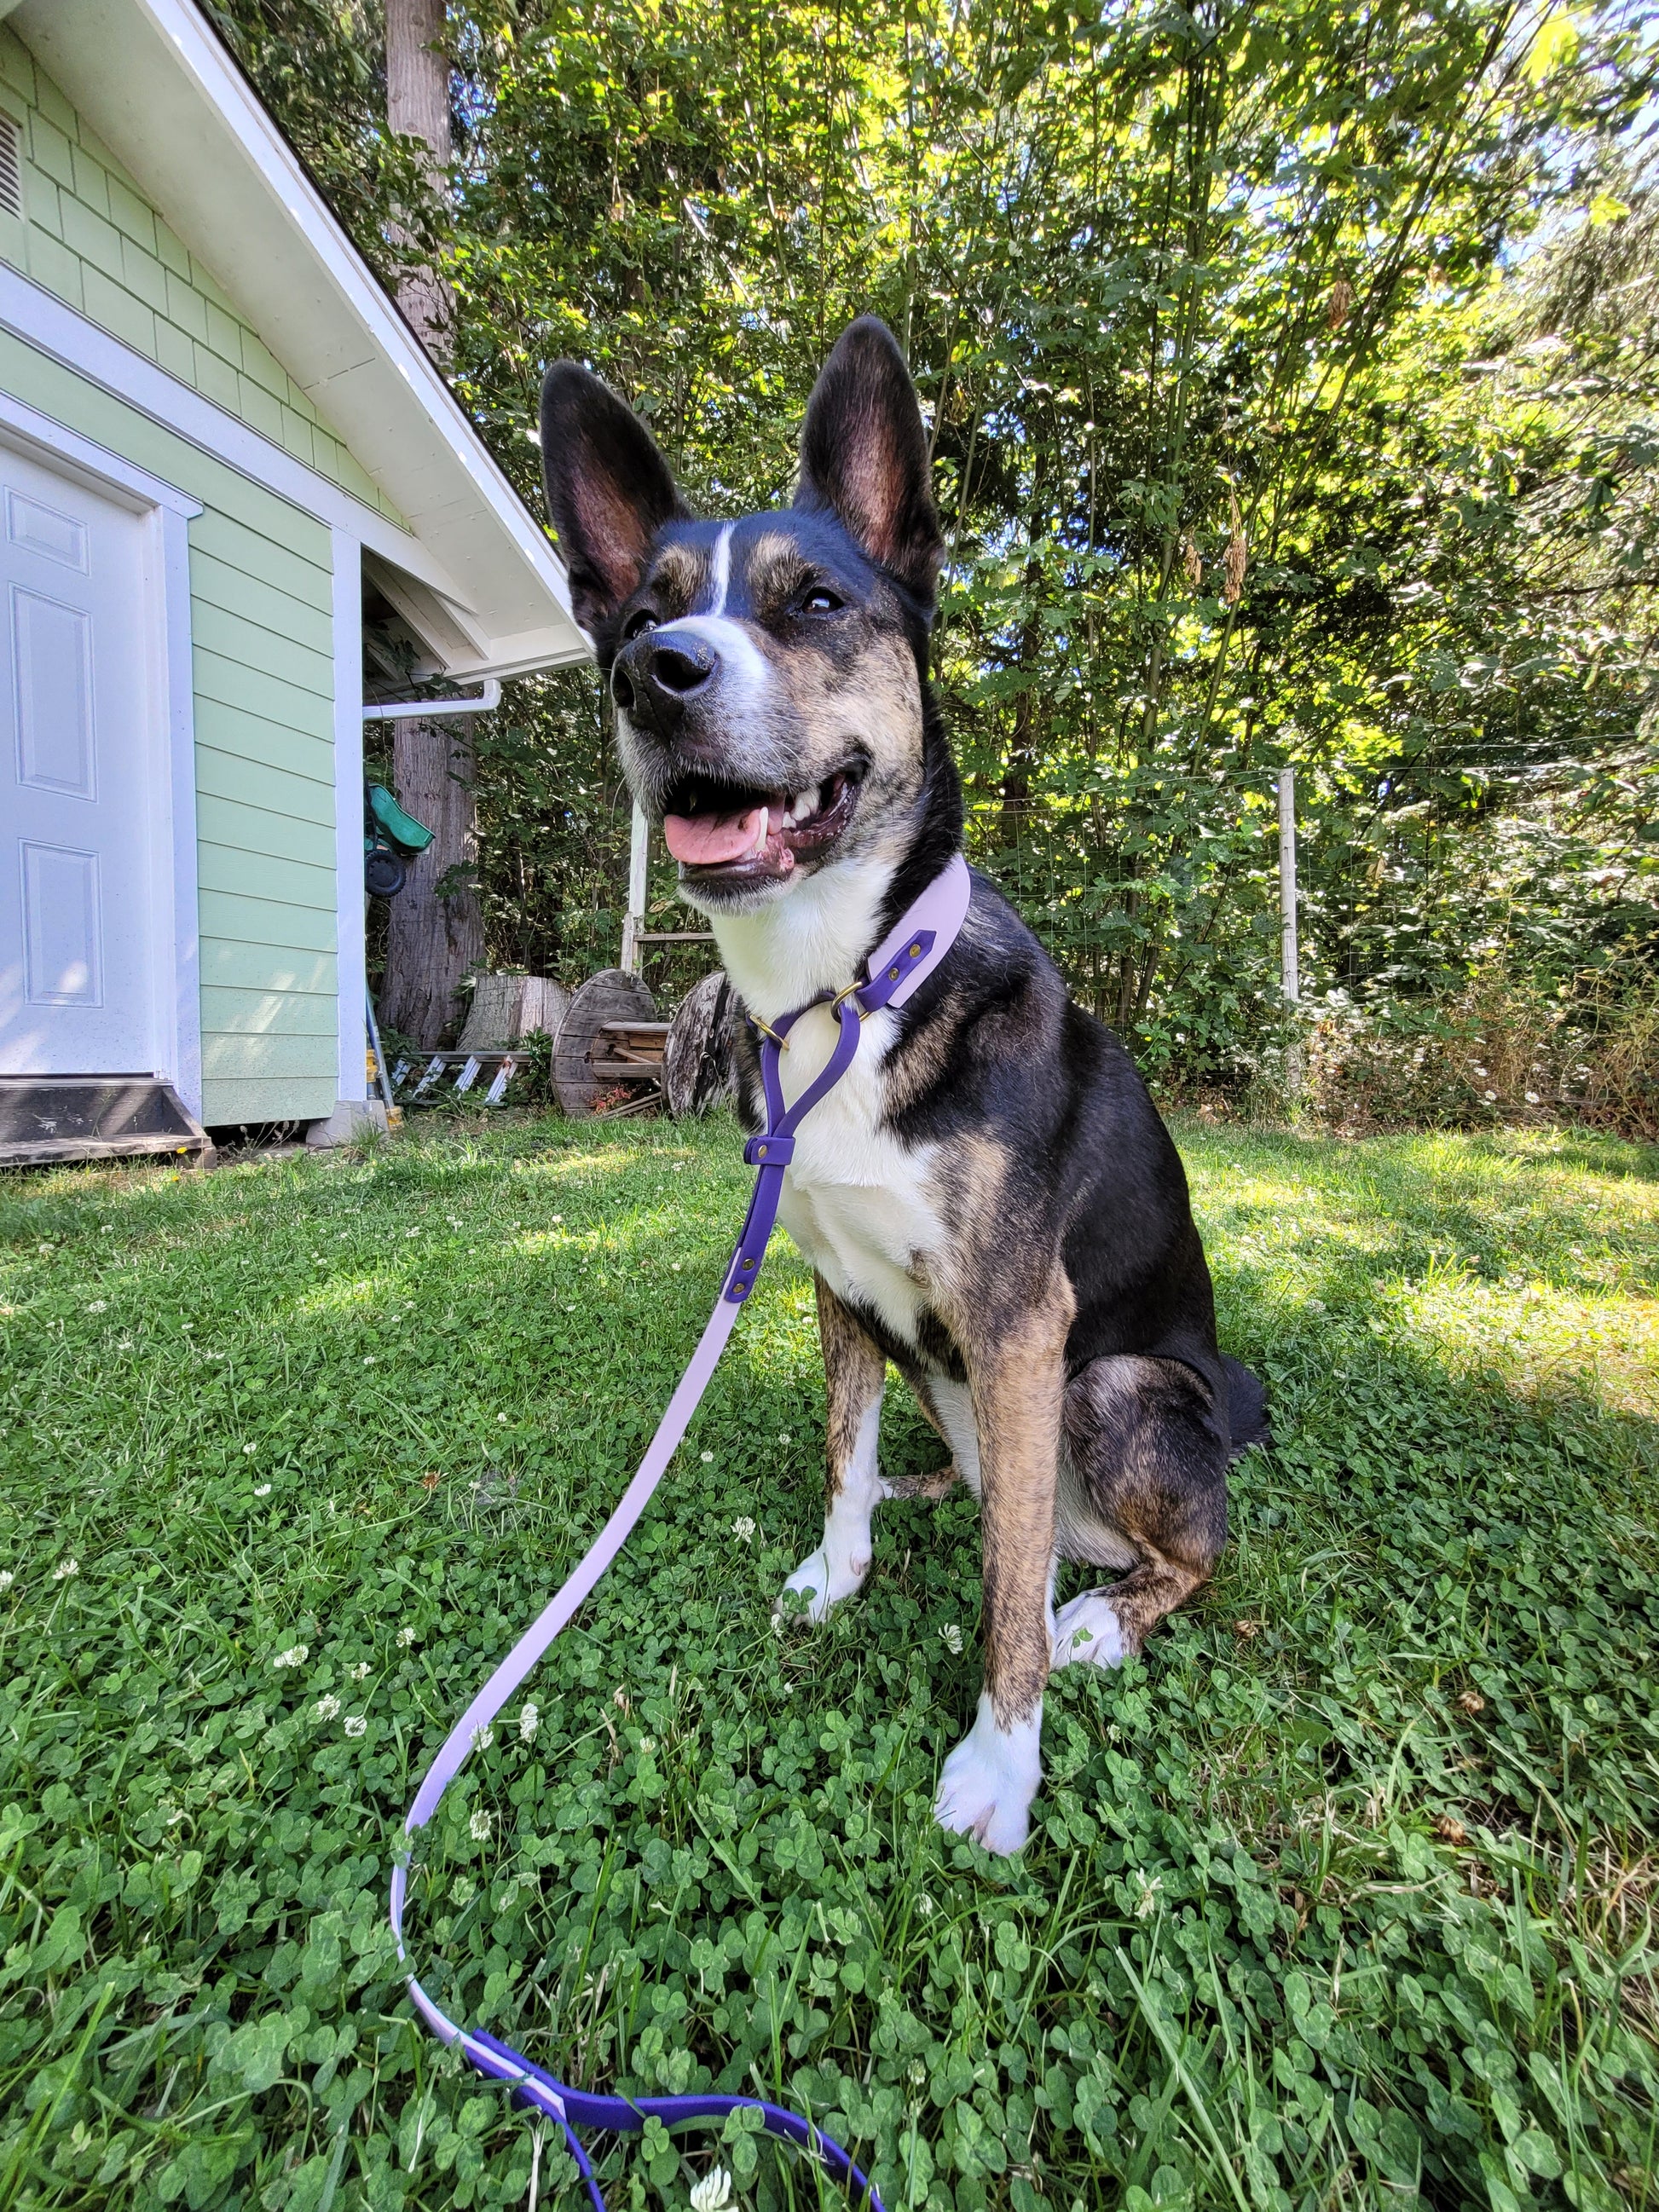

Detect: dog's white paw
[1050,1590,1129,1671]
[934,1695,1042,1856]
[776,1544,868,1626]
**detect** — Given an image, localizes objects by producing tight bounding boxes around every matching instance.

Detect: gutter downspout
[363,679,500,721]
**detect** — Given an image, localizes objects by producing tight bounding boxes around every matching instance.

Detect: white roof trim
[13,0,589,679]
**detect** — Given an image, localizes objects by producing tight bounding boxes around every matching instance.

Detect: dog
[539,317,1268,1853]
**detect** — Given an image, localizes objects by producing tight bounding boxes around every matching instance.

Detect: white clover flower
[350,1662,370,1681]
[916,1893,935,1920]
[732,1516,756,1544]
[470,1807,492,1841]
[519,1701,540,1742]
[363,1355,377,1366]
[1135,1873,1164,1920]
[700,1450,714,1464]
[53,1558,79,1582]
[939,1623,963,1656]
[243,1443,257,1455]
[86,1300,107,1314]
[1483,1089,1498,1103]
[315,1694,342,1721]
[396,1626,417,1648]
[0,1571,14,1590]
[253,1484,272,1498]
[471,1724,494,1753]
[497,1413,509,1424]
[405,1227,419,1238]
[1305,1297,1327,1314]
[778,1432,790,1445]
[272,1644,309,1670]
[344,1715,367,1738]
[1524,1091,1540,1106]
[690,2166,734,2212]
[639,1736,656,1755]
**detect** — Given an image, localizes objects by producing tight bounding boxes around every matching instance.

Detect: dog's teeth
[793,788,814,821]
[750,806,769,857]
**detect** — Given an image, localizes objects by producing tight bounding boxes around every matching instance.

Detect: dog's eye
[624,609,659,639]
[800,586,843,615]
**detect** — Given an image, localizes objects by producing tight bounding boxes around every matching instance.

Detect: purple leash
[390,857,973,2211]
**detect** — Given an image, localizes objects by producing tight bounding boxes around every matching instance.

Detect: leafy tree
[213,0,1658,1104]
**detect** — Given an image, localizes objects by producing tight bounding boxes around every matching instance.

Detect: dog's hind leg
[1050,1355,1228,1672]
[779,1276,887,1623]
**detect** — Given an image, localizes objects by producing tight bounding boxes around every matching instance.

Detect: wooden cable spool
[553,968,657,1118]
[664,969,738,1118]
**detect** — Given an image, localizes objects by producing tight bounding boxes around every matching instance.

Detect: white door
[0,447,159,1076]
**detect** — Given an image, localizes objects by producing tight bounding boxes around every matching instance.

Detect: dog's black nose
[611,634,716,727]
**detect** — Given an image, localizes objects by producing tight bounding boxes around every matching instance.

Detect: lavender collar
[390,853,971,2211]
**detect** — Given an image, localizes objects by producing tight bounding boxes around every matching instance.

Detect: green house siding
[0,27,407,529]
[0,327,344,1125]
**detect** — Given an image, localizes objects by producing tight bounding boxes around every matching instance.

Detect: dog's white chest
[768,1002,943,1350]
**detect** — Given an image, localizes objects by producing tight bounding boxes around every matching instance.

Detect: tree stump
[554,969,657,1118]
[458,973,526,1053]
[665,970,738,1118]
[517,976,570,1042]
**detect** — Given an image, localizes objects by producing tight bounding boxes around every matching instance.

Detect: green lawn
[1,1115,1656,2212]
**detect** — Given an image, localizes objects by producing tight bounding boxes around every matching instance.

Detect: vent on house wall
[0,115,21,222]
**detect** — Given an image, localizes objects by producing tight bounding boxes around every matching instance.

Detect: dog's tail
[1223,1355,1270,1458]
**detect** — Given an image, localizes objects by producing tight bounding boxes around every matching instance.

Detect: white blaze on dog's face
[539,319,944,919]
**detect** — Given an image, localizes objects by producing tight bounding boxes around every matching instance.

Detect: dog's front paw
[776,1544,868,1626]
[934,1694,1042,1856]
[1050,1590,1128,1671]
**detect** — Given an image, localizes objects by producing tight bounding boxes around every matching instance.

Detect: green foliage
[0,1119,1656,2208]
[216,0,1659,1097]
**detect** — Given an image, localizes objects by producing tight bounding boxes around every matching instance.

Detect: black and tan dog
[540,318,1267,1853]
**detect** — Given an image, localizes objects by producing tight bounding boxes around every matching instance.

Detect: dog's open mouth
[661,766,863,880]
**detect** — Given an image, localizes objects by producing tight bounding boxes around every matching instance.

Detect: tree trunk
[385,0,452,362]
[382,715,484,1045]
[381,0,477,1047]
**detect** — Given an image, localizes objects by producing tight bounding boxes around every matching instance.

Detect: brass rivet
[757,1145,766,1157]
[910,943,922,956]
[889,966,899,980]
[743,1256,754,1268]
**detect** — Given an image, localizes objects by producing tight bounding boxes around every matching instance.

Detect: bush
[1302,967,1659,1141]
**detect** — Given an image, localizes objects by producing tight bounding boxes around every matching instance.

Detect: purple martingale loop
[389,854,972,2212]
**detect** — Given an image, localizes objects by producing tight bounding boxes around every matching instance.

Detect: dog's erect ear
[540,363,688,640]
[795,317,943,606]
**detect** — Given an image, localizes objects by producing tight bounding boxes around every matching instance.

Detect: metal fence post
[1278,765,1305,1101]
[621,800,650,975]
[1278,766,1298,1004]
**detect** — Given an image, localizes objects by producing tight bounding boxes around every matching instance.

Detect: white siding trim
[331,528,367,1106]
[154,501,202,1114]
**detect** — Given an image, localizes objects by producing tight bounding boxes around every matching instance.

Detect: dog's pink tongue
[662,806,762,865]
